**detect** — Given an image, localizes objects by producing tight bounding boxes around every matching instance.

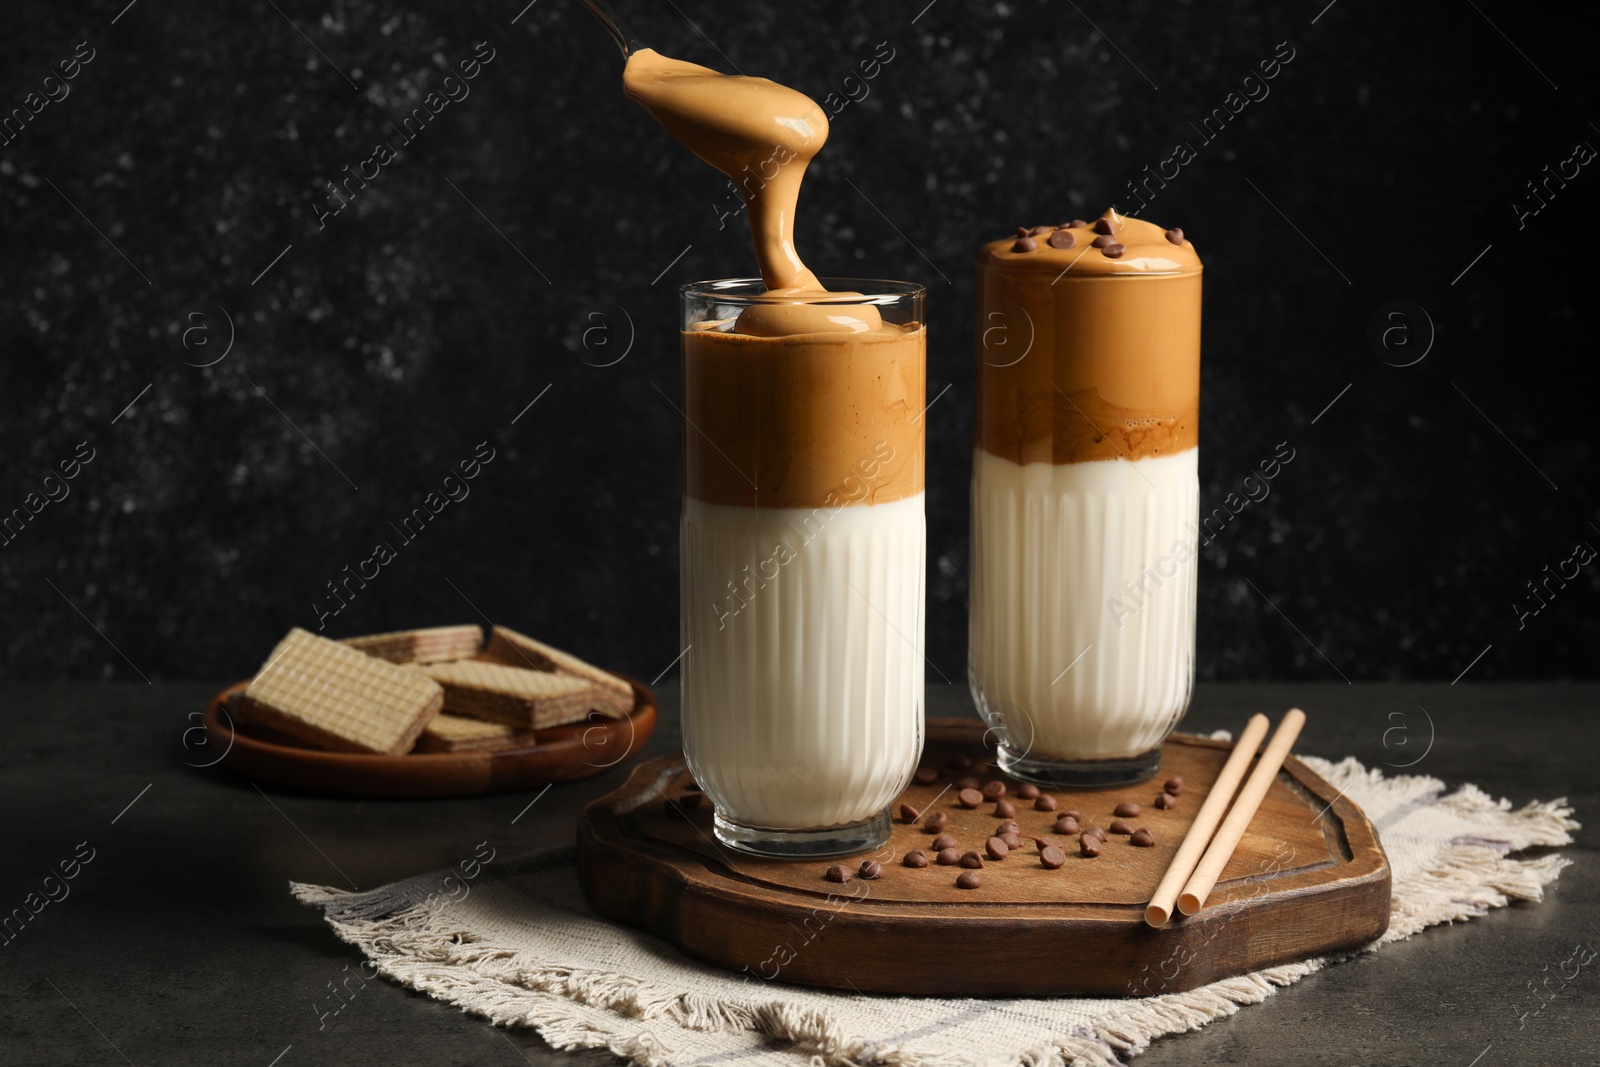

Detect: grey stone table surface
[1,681,1594,1066]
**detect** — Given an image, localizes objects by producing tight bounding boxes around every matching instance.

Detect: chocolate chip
[956,776,981,791]
[1165,227,1184,246]
[913,766,939,785]
[1088,826,1107,842]
[825,864,852,882]
[1131,828,1156,847]
[1080,834,1103,857]
[1063,809,1083,821]
[1012,237,1037,253]
[1164,776,1183,796]
[959,851,985,869]
[899,802,921,822]
[1091,234,1118,249]
[1102,243,1126,258]
[1030,835,1054,849]
[932,832,958,851]
[956,871,983,889]
[948,755,972,769]
[1054,815,1080,835]
[982,781,1007,800]
[903,849,929,868]
[1040,845,1067,869]
[1034,795,1058,812]
[1109,819,1133,835]
[1000,832,1022,849]
[1069,219,1089,228]
[859,860,884,879]
[1114,802,1142,818]
[1153,792,1177,810]
[1031,225,1053,237]
[1017,783,1041,800]
[995,819,1020,834]
[1095,217,1117,234]
[985,836,1010,860]
[937,847,961,865]
[923,811,948,832]
[1047,229,1076,249]
[994,799,1017,818]
[1016,226,1031,238]
[958,789,984,809]
[680,792,703,809]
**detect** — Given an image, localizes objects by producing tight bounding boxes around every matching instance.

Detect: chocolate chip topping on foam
[981,209,1200,275]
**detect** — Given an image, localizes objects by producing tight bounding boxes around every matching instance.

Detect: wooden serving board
[202,676,656,798]
[577,719,1390,997]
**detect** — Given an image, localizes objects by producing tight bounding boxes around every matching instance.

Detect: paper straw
[1176,708,1308,917]
[1144,713,1271,927]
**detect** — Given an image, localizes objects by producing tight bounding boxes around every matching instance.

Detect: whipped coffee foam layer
[631,47,926,501]
[976,209,1201,466]
[683,320,925,509]
[625,49,827,292]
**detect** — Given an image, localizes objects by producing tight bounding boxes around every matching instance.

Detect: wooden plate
[201,676,657,798]
[577,719,1391,997]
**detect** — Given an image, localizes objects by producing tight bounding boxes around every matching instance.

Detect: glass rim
[681,277,926,306]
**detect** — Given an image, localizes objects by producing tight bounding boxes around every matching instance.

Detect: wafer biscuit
[421,659,599,729]
[345,624,483,664]
[485,625,633,717]
[414,713,536,754]
[237,628,444,754]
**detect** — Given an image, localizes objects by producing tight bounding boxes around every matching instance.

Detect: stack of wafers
[230,624,633,755]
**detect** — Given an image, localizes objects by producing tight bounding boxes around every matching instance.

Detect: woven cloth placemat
[293,754,1577,1066]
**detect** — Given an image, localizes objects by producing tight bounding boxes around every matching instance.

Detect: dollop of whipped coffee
[623,48,882,335]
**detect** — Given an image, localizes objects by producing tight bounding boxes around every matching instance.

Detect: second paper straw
[1144,712,1271,927]
[1177,707,1308,916]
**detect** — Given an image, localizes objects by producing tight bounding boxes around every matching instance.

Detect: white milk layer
[968,449,1198,761]
[681,493,925,829]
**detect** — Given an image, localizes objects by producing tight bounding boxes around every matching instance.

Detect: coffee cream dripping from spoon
[623,49,882,335]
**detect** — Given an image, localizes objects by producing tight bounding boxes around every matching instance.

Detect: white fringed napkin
[293,755,1577,1066]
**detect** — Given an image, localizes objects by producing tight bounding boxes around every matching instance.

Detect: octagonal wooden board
[577,718,1390,997]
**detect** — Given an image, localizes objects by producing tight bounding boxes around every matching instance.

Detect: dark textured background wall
[2,0,1594,684]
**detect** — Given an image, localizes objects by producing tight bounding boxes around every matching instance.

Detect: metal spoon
[578,0,644,58]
